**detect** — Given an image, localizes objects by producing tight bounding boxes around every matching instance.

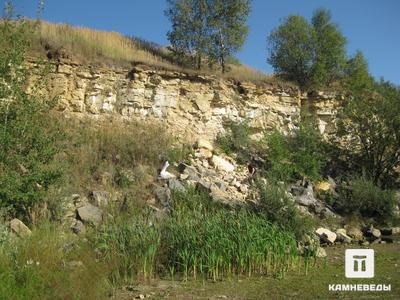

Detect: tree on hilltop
[165,0,251,72]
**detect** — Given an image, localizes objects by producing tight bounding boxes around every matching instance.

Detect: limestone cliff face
[28,60,340,142]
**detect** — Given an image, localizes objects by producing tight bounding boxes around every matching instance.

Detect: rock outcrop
[27,59,341,143]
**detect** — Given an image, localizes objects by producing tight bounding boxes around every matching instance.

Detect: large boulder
[196,138,214,151]
[9,218,31,238]
[336,228,352,244]
[211,155,235,173]
[346,226,364,241]
[77,203,103,226]
[92,191,110,207]
[296,185,318,207]
[315,227,337,244]
[365,226,381,240]
[168,179,186,193]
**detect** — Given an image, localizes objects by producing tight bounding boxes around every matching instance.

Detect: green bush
[217,121,251,154]
[266,117,327,183]
[256,182,314,240]
[335,177,397,222]
[0,223,109,300]
[0,18,64,222]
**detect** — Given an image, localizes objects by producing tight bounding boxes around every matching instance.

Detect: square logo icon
[345,249,374,278]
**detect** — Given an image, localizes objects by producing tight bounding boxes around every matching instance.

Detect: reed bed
[92,188,304,282]
[93,212,161,282]
[163,189,299,281]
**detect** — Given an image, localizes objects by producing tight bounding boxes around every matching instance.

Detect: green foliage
[266,117,327,182]
[216,120,254,162]
[0,18,64,222]
[267,9,347,89]
[342,79,400,187]
[267,15,314,88]
[344,50,373,94]
[0,223,109,300]
[256,182,314,240]
[265,131,295,182]
[164,188,299,280]
[165,0,250,72]
[92,188,301,281]
[310,9,346,88]
[208,0,251,73]
[335,177,397,222]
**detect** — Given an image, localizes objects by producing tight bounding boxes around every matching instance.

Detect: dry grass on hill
[28,20,291,86]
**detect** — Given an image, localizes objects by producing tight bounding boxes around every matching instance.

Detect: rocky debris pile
[62,192,111,235]
[290,180,339,219]
[152,138,254,211]
[314,225,400,248]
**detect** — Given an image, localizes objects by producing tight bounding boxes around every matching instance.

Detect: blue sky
[13,0,400,85]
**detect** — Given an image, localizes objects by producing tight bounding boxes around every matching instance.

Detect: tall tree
[209,0,250,73]
[344,50,373,94]
[165,0,211,69]
[267,9,347,89]
[267,15,315,88]
[165,0,251,72]
[310,9,346,88]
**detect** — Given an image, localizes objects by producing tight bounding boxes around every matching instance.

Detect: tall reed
[163,189,299,281]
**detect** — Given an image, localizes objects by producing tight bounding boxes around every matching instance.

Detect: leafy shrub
[0,18,64,222]
[217,121,251,154]
[266,117,327,183]
[335,177,396,222]
[0,223,109,300]
[216,120,264,164]
[256,182,314,240]
[265,131,295,182]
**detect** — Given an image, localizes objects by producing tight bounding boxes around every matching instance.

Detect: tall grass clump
[55,118,177,205]
[31,20,177,69]
[91,211,161,283]
[0,223,109,300]
[163,189,299,280]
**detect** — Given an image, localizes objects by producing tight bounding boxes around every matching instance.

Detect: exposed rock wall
[27,60,340,142]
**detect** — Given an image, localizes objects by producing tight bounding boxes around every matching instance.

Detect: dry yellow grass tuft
[30,20,177,69]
